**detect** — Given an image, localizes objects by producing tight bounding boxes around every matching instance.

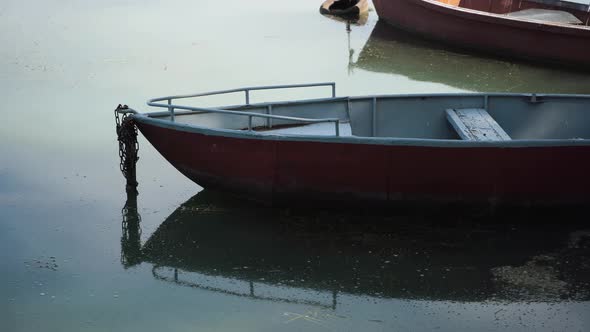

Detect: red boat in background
[372,0,590,67]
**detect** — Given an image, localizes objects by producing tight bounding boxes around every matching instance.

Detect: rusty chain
[115,104,139,193]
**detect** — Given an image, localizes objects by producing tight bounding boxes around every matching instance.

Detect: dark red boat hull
[137,122,590,206]
[372,0,590,67]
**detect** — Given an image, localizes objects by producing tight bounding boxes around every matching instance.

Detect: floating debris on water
[492,254,568,300]
[26,256,59,271]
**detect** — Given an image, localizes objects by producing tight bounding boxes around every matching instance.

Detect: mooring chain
[115,104,139,193]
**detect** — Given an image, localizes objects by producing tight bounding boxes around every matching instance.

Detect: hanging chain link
[115,104,139,193]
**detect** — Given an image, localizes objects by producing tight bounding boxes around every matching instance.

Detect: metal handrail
[146,83,342,136]
[148,103,342,135]
[148,82,336,104]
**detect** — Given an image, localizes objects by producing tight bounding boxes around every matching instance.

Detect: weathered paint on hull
[137,122,590,206]
[372,0,590,67]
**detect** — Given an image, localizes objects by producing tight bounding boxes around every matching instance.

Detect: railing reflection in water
[153,266,338,309]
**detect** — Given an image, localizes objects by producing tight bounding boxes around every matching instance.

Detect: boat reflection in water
[121,190,590,311]
[352,21,590,93]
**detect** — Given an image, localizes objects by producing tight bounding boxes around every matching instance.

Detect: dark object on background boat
[320,0,369,18]
[372,0,590,67]
[115,82,590,207]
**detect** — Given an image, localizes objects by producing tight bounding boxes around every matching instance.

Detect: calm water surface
[2,0,590,331]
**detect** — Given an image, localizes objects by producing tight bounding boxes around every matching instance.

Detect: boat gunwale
[132,92,590,148]
[403,0,590,35]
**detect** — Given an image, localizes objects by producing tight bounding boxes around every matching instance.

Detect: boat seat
[507,9,583,25]
[438,0,461,6]
[446,108,511,141]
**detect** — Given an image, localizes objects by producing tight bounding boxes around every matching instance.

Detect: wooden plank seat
[437,0,461,6]
[507,8,583,25]
[446,108,511,141]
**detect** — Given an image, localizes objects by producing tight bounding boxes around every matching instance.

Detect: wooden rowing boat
[116,83,590,206]
[372,0,590,67]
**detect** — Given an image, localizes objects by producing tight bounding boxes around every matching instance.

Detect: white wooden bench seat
[507,8,583,25]
[446,108,511,141]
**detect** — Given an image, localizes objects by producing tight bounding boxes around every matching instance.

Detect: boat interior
[146,84,590,141]
[437,0,590,25]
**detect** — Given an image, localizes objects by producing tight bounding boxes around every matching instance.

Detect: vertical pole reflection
[121,190,142,268]
[332,290,337,310]
[347,21,354,76]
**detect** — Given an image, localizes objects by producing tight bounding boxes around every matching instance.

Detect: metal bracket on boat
[529,93,546,104]
[114,104,138,114]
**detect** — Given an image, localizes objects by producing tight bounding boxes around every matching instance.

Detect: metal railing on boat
[146,82,343,136]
